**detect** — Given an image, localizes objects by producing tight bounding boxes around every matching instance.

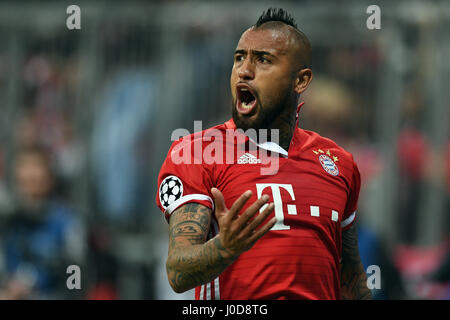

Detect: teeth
[241,88,248,91]
[242,102,250,109]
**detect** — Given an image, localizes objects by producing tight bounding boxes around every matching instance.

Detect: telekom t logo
[256,183,339,231]
[256,183,296,231]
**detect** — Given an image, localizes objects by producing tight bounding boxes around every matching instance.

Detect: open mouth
[236,84,257,115]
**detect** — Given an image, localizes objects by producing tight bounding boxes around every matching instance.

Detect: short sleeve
[156,140,214,222]
[341,159,361,231]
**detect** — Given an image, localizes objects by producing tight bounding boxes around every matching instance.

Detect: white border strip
[206,282,211,300]
[199,284,205,300]
[214,277,220,300]
[164,193,214,215]
[341,211,356,228]
[165,194,214,216]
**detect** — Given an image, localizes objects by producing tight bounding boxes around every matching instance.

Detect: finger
[241,202,274,236]
[248,216,277,244]
[237,194,270,227]
[211,188,227,219]
[226,190,253,223]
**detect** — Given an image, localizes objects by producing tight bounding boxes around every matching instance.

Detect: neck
[268,107,297,151]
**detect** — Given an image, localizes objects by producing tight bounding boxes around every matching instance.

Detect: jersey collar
[223,101,305,158]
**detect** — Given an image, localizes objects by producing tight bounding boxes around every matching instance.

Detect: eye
[234,54,244,62]
[258,56,271,64]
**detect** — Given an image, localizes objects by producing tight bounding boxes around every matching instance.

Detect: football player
[157,8,371,300]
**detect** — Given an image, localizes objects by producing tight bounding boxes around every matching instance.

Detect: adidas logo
[237,153,261,164]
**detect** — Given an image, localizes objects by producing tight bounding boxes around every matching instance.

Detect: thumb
[211,187,227,218]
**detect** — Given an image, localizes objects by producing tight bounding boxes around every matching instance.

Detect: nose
[238,58,255,81]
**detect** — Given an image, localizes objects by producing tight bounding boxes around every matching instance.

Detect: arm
[340,225,372,300]
[166,188,275,293]
[166,202,233,293]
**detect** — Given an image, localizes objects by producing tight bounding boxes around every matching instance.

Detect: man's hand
[211,188,276,259]
[166,189,276,293]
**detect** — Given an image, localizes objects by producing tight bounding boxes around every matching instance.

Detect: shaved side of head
[252,8,312,70]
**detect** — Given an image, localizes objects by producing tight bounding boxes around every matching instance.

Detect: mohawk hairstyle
[253,7,312,68]
[254,8,298,30]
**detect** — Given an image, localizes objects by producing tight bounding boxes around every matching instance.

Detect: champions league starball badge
[159,175,184,209]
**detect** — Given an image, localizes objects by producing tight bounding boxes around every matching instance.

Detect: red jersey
[156,118,361,300]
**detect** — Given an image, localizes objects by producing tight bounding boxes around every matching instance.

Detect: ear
[294,68,313,95]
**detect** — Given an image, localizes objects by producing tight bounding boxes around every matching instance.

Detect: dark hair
[254,7,312,68]
[254,8,298,30]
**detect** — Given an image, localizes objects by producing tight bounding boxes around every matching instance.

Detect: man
[0,146,84,299]
[156,8,371,300]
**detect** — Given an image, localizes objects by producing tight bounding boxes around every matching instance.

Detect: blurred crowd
[0,2,448,300]
[0,23,159,299]
[0,55,86,298]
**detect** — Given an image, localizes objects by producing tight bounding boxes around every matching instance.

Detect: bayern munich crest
[318,154,339,176]
[159,175,183,209]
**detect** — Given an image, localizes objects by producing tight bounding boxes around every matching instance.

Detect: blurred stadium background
[0,0,448,299]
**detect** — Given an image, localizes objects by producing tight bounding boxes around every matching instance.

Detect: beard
[231,88,293,132]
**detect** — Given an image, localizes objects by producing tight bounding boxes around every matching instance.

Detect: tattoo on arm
[340,225,372,300]
[166,203,236,293]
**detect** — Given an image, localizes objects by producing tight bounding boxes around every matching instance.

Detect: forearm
[165,191,275,294]
[166,236,237,293]
[340,258,372,299]
[340,225,372,300]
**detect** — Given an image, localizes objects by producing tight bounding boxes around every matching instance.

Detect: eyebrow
[234,49,276,58]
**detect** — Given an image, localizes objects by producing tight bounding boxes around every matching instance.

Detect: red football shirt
[156,118,361,300]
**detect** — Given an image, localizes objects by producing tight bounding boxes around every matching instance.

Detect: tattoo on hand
[166,203,236,293]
